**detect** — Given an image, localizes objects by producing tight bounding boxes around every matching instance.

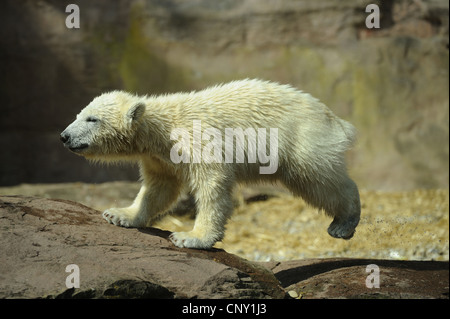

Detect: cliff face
[1,0,448,190]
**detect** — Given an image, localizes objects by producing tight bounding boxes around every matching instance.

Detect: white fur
[61,79,361,249]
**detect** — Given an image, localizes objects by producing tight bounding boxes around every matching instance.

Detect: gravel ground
[1,182,448,261]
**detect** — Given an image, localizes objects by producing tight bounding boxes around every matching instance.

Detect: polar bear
[60,79,360,249]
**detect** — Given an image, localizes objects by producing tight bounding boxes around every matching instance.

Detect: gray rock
[0,195,284,299]
[269,258,449,299]
[1,195,447,299]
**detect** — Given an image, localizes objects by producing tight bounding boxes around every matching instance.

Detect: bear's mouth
[69,144,89,152]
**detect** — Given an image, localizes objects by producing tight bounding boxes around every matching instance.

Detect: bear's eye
[86,116,99,123]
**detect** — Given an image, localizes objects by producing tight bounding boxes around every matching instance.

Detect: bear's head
[60,91,146,160]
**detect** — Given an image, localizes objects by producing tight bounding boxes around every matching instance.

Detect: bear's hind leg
[325,177,361,239]
[103,176,180,228]
[283,171,361,240]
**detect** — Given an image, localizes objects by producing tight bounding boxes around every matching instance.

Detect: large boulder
[1,195,448,299]
[270,258,449,299]
[0,195,284,299]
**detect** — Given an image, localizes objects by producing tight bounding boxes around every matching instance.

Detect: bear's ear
[126,102,145,123]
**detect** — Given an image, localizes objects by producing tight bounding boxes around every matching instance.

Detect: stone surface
[1,195,448,299]
[0,195,284,299]
[0,0,448,190]
[269,258,449,299]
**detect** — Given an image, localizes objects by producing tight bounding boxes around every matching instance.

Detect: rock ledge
[1,196,447,299]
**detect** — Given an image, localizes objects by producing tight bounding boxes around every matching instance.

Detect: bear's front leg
[103,176,180,228]
[102,184,150,227]
[103,207,140,227]
[169,178,233,249]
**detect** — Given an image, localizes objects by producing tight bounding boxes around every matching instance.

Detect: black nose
[60,132,69,143]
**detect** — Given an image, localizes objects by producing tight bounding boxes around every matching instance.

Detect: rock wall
[0,0,448,189]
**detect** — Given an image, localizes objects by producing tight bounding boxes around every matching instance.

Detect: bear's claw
[169,231,216,249]
[327,216,359,240]
[102,208,135,228]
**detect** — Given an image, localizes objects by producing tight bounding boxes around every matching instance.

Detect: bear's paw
[103,207,138,228]
[169,231,217,249]
[327,216,359,240]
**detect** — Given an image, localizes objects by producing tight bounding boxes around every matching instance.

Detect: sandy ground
[1,182,448,261]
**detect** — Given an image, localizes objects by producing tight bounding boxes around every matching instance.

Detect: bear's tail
[338,118,357,149]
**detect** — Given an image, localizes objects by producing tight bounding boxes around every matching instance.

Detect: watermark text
[365,4,380,29]
[365,264,380,288]
[170,120,279,174]
[65,264,80,288]
[65,4,80,29]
